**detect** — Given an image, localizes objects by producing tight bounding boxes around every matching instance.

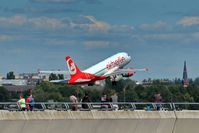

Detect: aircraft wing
[105,68,148,77]
[39,70,69,75]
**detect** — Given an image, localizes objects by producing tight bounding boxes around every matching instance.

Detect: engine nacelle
[122,72,135,77]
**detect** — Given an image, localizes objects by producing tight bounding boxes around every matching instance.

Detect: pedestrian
[81,93,91,109]
[26,95,31,111]
[101,92,108,102]
[69,91,78,111]
[29,95,35,111]
[111,92,118,110]
[101,92,109,109]
[154,92,162,111]
[17,95,26,111]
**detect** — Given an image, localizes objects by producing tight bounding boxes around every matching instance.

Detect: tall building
[182,61,189,87]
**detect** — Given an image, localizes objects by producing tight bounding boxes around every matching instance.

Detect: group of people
[17,94,35,111]
[69,91,118,111]
[69,91,91,111]
[17,91,162,111]
[100,92,118,110]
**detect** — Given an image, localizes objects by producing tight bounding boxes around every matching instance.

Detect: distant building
[182,61,189,87]
[0,79,27,86]
[18,73,40,80]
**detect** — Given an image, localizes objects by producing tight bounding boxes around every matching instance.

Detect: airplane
[39,52,148,85]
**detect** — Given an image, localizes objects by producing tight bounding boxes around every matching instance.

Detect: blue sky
[0,0,199,80]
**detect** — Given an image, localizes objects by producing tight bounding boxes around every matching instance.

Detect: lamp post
[123,87,126,103]
[123,84,128,103]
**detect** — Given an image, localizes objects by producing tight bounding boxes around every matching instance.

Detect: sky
[0,0,199,81]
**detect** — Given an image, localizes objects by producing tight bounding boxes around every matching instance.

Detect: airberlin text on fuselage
[106,56,125,70]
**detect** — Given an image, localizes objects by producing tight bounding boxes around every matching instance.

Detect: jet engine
[122,71,135,77]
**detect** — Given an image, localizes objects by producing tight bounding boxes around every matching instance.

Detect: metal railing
[0,102,199,111]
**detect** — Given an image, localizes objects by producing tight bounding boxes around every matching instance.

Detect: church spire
[182,61,189,87]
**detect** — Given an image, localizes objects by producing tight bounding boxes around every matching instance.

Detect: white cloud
[142,33,184,41]
[0,15,138,48]
[0,15,111,32]
[84,41,111,49]
[29,17,65,29]
[33,0,77,3]
[71,16,132,33]
[132,31,199,46]
[178,16,199,27]
[84,16,110,31]
[32,0,101,4]
[110,24,134,33]
[192,32,199,38]
[44,39,77,46]
[0,15,27,26]
[139,21,168,30]
[10,48,26,55]
[70,16,110,32]
[0,35,14,42]
[0,15,67,29]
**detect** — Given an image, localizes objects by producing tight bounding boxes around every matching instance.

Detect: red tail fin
[66,56,81,78]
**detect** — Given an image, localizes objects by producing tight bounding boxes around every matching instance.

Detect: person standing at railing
[81,93,91,109]
[17,95,26,111]
[154,92,162,111]
[29,95,35,111]
[70,91,78,111]
[26,95,31,111]
[101,93,109,109]
[111,92,118,110]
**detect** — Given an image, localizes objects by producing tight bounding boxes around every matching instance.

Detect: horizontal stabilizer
[39,70,69,75]
[49,79,68,84]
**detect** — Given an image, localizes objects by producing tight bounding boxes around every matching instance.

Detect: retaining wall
[0,111,197,133]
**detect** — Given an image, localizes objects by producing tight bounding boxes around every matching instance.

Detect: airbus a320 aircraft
[40,52,147,85]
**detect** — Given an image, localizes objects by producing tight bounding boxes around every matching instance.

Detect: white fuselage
[83,52,131,76]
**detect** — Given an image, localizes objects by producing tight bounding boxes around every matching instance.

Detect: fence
[1,102,199,111]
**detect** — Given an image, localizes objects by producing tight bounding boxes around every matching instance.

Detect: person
[81,93,91,109]
[154,92,162,111]
[101,93,109,109]
[26,95,31,111]
[29,95,35,111]
[69,91,78,111]
[111,92,118,110]
[17,95,26,111]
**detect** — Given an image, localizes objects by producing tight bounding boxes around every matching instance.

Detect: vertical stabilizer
[65,56,81,78]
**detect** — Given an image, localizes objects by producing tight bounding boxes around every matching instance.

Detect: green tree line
[1,78,199,102]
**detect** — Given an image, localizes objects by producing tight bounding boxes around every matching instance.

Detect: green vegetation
[0,87,9,102]
[1,78,199,102]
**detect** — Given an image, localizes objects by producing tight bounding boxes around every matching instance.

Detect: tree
[6,71,15,79]
[0,87,9,102]
[194,77,199,85]
[21,77,199,103]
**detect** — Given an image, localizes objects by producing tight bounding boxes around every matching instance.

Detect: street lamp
[123,87,126,103]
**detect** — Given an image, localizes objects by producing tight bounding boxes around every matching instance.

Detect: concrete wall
[0,111,197,133]
[173,111,199,133]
